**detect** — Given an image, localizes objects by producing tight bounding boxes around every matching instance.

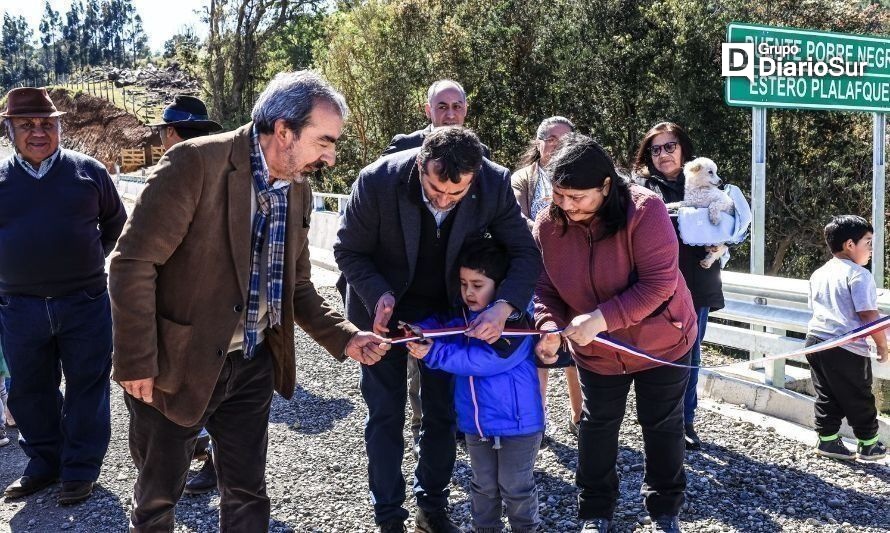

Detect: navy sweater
[0,150,126,297]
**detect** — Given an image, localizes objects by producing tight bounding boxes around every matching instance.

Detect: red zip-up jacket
[533,184,697,375]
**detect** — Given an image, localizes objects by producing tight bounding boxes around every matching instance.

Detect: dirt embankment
[49,87,153,171]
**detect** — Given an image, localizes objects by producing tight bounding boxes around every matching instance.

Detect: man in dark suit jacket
[381,79,491,158]
[110,71,387,532]
[334,127,540,532]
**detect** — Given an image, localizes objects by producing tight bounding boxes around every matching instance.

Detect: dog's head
[683,157,721,188]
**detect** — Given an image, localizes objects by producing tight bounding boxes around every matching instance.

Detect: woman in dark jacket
[632,122,723,451]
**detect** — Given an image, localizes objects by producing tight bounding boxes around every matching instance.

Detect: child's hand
[406,340,433,359]
[535,332,561,365]
[878,345,888,363]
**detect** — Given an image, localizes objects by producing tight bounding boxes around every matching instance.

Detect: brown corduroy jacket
[109,123,358,426]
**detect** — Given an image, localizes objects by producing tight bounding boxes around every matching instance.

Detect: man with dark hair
[149,94,223,149]
[335,126,540,533]
[374,80,489,453]
[0,87,126,505]
[110,71,388,532]
[382,79,490,158]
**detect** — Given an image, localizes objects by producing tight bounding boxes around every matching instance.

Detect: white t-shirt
[807,257,878,356]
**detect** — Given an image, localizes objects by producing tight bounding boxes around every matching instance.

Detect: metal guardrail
[707,271,890,386]
[313,192,349,215]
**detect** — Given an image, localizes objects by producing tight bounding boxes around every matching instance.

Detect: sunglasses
[649,141,679,157]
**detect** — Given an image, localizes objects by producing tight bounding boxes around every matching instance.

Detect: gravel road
[1,276,888,532]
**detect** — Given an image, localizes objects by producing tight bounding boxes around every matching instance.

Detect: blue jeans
[466,432,542,533]
[0,288,112,481]
[684,307,710,424]
[360,345,456,524]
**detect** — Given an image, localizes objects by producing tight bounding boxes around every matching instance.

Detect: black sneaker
[815,437,856,461]
[652,515,682,532]
[415,508,460,533]
[580,518,612,532]
[184,457,217,495]
[684,424,702,451]
[379,518,407,533]
[857,440,887,461]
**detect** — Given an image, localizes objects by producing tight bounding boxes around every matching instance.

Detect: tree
[313,0,888,281]
[204,0,323,125]
[38,1,62,76]
[62,1,83,72]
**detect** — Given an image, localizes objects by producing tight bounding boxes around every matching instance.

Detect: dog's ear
[685,160,703,174]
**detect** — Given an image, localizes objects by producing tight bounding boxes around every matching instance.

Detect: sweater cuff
[598,300,626,332]
[536,319,564,332]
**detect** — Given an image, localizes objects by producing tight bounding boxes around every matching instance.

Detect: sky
[0,0,208,54]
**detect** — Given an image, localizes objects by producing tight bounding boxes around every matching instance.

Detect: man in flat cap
[149,94,223,150]
[0,87,126,504]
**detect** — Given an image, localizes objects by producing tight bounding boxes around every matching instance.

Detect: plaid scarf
[244,127,290,359]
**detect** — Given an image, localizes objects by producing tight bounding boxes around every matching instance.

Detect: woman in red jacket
[533,133,697,533]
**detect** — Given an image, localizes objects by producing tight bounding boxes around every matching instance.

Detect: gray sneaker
[0,429,9,447]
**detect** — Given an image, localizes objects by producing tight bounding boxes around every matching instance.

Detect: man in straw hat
[148,94,223,150]
[0,87,126,504]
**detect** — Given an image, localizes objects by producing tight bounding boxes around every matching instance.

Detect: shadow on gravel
[687,443,890,531]
[7,483,127,532]
[269,385,355,435]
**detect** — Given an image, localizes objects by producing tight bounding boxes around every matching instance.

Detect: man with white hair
[382,79,490,158]
[110,71,389,532]
[0,87,126,505]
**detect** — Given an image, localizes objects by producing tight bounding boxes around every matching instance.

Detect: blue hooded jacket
[416,308,545,438]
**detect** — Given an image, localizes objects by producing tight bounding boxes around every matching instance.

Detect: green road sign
[724,23,890,112]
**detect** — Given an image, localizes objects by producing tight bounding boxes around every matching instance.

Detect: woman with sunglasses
[632,122,723,451]
[533,133,696,533]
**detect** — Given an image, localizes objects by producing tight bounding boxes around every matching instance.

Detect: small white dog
[665,157,734,269]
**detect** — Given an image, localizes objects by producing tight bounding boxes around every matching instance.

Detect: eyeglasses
[649,141,679,157]
[12,120,58,134]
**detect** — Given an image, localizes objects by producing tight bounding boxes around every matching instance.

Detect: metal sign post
[874,113,886,289]
[751,107,767,277]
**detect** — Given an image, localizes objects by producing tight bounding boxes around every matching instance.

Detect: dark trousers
[805,336,879,440]
[684,307,710,423]
[0,288,112,482]
[126,345,274,533]
[360,344,456,524]
[576,351,690,520]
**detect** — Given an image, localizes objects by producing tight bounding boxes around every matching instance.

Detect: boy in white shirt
[806,215,887,461]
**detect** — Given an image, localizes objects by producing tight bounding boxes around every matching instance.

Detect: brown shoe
[4,476,58,499]
[58,480,94,505]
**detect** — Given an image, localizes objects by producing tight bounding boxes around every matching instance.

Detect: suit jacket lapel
[227,126,254,301]
[398,164,421,286]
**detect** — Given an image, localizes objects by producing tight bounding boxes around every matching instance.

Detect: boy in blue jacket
[407,239,545,533]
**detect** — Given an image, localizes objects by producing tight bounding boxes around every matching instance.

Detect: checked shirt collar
[15,148,60,179]
[243,126,291,359]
